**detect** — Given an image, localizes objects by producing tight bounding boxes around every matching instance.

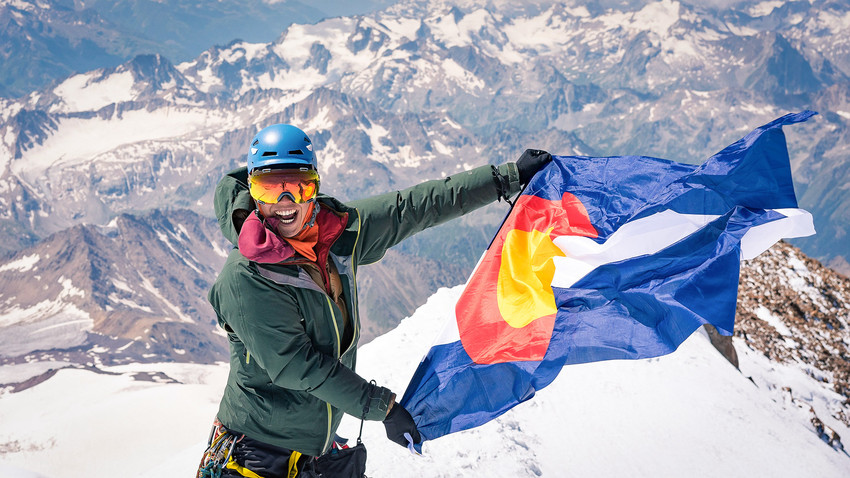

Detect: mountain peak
[744,31,822,100]
[0,208,228,365]
[126,53,176,81]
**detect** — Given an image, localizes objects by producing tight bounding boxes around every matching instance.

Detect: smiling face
[257,197,312,238]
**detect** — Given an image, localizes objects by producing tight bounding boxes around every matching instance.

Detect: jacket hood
[214,167,253,247]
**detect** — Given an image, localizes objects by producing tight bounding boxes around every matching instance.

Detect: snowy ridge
[736,241,850,433]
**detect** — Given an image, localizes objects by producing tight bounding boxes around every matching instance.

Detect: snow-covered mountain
[0,0,157,98]
[0,0,400,98]
[1,245,849,477]
[1,0,847,269]
[0,209,229,371]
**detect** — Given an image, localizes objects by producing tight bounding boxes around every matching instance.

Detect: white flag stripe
[551,208,815,289]
[551,210,718,288]
[739,208,815,260]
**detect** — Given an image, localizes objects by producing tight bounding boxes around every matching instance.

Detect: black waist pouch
[301,442,367,478]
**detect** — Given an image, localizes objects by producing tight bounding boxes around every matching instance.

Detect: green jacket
[209,163,521,456]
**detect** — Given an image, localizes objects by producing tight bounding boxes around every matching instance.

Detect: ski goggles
[249,169,319,204]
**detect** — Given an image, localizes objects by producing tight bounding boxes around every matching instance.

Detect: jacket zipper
[322,295,341,453]
[325,296,341,358]
[319,210,362,453]
[348,209,362,353]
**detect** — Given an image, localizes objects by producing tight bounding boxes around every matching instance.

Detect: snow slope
[1,286,848,477]
[0,363,228,478]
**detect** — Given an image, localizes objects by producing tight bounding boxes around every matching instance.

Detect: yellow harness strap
[287,451,302,478]
[223,450,303,478]
[225,457,264,478]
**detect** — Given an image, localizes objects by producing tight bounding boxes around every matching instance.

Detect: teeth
[275,209,297,224]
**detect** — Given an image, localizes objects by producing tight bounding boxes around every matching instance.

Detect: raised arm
[350,163,521,265]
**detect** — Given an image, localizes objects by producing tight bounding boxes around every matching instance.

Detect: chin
[278,222,301,238]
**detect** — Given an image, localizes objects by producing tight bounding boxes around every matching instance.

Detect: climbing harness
[196,419,242,478]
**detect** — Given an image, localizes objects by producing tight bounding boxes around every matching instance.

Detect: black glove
[516,149,553,185]
[383,403,421,448]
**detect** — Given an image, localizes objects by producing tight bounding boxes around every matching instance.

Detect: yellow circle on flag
[496,228,565,328]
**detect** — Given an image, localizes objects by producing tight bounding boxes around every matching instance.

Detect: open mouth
[275,209,298,224]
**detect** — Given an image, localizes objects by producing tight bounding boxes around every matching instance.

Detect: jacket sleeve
[349,163,521,265]
[212,263,394,421]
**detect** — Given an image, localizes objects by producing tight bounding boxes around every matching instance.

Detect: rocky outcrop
[736,241,850,427]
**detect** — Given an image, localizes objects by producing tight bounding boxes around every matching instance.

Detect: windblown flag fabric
[400,111,817,447]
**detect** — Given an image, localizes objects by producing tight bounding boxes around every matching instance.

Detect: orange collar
[283,214,320,261]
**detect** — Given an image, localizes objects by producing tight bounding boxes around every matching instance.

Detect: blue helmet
[247,124,317,173]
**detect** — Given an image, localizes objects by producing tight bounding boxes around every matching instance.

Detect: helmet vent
[252,139,259,146]
[262,151,277,156]
[289,149,304,155]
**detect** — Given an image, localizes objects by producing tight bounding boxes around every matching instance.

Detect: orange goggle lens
[249,170,319,204]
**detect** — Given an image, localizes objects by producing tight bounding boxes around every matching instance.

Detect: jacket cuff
[493,162,522,202]
[362,384,394,421]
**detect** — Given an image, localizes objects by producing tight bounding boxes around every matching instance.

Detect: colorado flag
[400,111,817,446]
